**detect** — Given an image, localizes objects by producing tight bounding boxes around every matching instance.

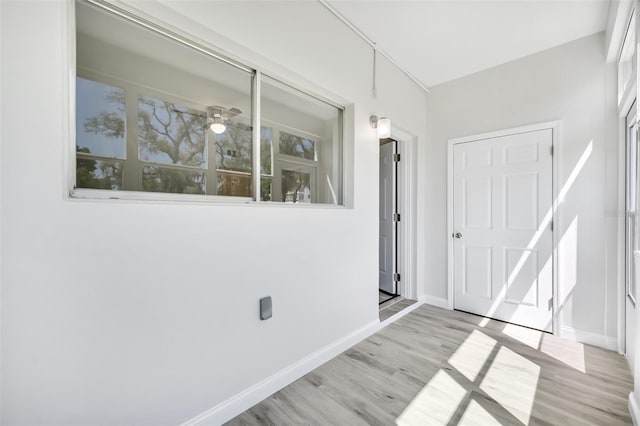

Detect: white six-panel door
[452,129,553,332]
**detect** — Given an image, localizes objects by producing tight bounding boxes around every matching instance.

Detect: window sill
[69,188,348,209]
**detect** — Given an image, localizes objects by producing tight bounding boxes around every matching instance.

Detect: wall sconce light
[370,115,391,139]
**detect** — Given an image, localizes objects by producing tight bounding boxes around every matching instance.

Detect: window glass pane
[76,0,253,198]
[260,177,273,201]
[261,127,273,175]
[142,165,205,194]
[217,171,252,197]
[138,95,207,168]
[261,75,343,205]
[76,77,126,158]
[76,158,123,190]
[282,170,312,203]
[215,121,252,173]
[279,131,315,160]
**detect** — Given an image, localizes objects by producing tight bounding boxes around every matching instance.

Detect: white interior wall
[0,1,427,425]
[425,33,619,346]
[0,0,3,421]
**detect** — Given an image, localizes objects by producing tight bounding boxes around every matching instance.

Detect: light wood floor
[227,305,633,425]
[378,291,396,304]
[379,296,417,322]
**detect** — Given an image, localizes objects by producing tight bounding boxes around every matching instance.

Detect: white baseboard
[380,300,425,327]
[182,300,427,426]
[630,392,640,425]
[561,326,618,351]
[418,294,450,310]
[181,319,381,425]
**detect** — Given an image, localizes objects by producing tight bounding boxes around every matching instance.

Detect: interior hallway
[228,305,633,425]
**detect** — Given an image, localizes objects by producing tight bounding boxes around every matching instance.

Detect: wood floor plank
[379,297,417,321]
[226,304,633,425]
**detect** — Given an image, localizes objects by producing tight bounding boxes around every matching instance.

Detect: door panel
[464,177,492,229]
[379,142,396,294]
[453,129,553,332]
[463,246,492,299]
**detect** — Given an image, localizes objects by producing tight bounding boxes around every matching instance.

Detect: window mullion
[253,71,261,201]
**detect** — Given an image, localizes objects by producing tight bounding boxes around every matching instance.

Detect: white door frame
[386,125,418,301]
[447,120,560,335]
[618,77,637,357]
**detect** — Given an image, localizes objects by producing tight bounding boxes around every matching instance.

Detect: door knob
[453,232,462,239]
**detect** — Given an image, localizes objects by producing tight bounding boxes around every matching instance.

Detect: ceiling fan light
[210,122,226,134]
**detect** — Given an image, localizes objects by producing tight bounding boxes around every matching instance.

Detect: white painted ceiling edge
[327,0,612,87]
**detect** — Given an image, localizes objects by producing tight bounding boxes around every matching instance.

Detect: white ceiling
[327,0,611,88]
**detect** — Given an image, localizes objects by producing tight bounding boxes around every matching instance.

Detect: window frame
[627,100,639,306]
[70,0,346,207]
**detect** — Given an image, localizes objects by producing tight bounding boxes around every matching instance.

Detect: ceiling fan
[170,105,242,135]
[207,106,242,134]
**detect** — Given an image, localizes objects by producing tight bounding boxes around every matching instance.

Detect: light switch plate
[260,296,272,320]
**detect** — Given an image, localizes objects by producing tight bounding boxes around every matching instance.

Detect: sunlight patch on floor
[478,317,491,327]
[540,333,585,373]
[458,399,501,426]
[502,323,542,349]
[396,370,467,426]
[448,329,497,382]
[479,346,540,425]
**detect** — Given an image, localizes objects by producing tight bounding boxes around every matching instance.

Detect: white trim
[65,0,76,200]
[252,71,261,201]
[448,121,561,145]
[0,0,4,421]
[182,303,424,425]
[630,393,640,426]
[180,320,378,425]
[551,123,561,336]
[606,1,635,64]
[391,125,418,301]
[561,326,619,352]
[418,295,450,310]
[620,98,629,355]
[447,133,455,310]
[70,188,353,210]
[379,301,424,327]
[447,121,561,333]
[621,80,637,115]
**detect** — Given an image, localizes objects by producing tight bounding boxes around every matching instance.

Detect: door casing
[376,125,418,302]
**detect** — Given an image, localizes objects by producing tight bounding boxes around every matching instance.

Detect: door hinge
[548,297,553,311]
[393,213,401,222]
[550,145,554,156]
[393,273,401,282]
[550,220,553,231]
[393,153,401,162]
